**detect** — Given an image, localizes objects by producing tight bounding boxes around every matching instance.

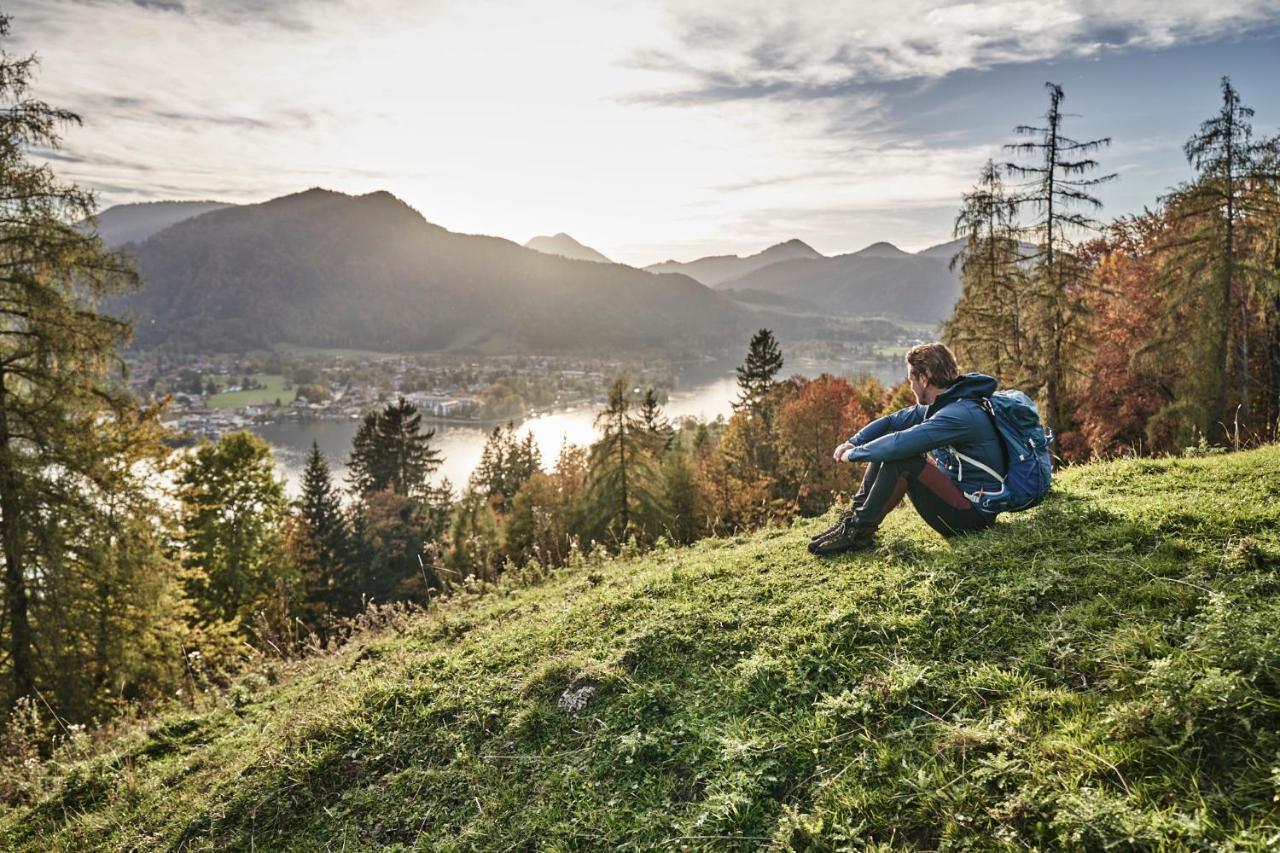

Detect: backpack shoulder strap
[979,396,1009,472]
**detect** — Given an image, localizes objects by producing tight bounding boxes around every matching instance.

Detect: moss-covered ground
[3,447,1280,850]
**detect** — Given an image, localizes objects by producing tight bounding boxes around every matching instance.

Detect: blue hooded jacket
[844,373,1006,511]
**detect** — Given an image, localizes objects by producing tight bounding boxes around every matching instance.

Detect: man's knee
[881,455,928,480]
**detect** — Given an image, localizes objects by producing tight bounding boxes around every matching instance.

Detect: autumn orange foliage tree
[775,374,885,514]
[1072,217,1181,458]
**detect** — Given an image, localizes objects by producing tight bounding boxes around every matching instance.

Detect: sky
[9,0,1280,266]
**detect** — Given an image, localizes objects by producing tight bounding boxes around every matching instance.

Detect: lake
[255,360,906,497]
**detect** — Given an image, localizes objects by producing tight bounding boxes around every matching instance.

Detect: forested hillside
[3,447,1278,849]
[117,189,756,353]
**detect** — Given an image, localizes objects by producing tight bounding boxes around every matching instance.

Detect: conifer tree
[1005,82,1115,436]
[0,14,162,705]
[1260,139,1280,437]
[1169,78,1279,435]
[639,387,675,453]
[469,422,541,513]
[580,380,665,548]
[943,160,1029,382]
[728,329,786,482]
[294,442,349,616]
[734,329,784,415]
[348,397,443,499]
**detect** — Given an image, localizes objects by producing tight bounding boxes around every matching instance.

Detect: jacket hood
[927,372,998,417]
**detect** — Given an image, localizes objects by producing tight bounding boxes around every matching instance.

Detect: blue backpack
[950,390,1054,513]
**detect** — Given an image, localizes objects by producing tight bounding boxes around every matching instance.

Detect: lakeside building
[404,393,482,418]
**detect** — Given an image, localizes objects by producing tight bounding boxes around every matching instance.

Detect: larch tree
[1005,82,1115,438]
[0,13,165,708]
[580,380,664,548]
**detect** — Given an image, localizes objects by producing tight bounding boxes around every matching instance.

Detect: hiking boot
[807,516,876,556]
[810,508,860,541]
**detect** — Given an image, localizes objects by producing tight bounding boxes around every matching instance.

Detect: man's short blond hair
[905,342,959,387]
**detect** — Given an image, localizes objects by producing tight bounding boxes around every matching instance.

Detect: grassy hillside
[4,448,1280,850]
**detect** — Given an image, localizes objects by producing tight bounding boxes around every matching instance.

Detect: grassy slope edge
[3,448,1280,850]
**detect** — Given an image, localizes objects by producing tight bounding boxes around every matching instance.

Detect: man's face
[908,370,926,404]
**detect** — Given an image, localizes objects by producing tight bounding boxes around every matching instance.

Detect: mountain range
[93,190,976,352]
[716,239,966,322]
[644,238,824,286]
[114,189,757,353]
[649,238,972,322]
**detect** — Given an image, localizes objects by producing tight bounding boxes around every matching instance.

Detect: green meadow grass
[206,374,289,409]
[3,447,1280,850]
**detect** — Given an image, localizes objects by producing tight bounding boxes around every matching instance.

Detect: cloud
[4,0,1277,263]
[629,1,1280,104]
[65,0,331,30]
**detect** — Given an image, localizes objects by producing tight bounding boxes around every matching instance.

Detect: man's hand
[832,441,855,462]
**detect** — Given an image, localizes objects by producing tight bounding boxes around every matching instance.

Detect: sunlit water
[255,363,903,498]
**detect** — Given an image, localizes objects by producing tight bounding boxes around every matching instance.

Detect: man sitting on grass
[809,342,1006,556]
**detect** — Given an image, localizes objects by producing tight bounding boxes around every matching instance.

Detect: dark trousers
[852,456,995,538]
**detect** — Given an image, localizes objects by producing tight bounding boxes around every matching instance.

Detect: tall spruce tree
[1005,82,1115,437]
[943,160,1029,382]
[1170,78,1280,435]
[295,442,349,616]
[348,397,443,499]
[0,14,162,706]
[734,329,784,415]
[729,329,785,481]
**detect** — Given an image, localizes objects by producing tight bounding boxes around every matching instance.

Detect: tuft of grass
[3,447,1280,850]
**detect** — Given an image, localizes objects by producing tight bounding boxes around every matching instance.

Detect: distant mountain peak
[761,238,821,258]
[297,187,346,198]
[854,241,910,258]
[524,233,613,264]
[263,187,348,208]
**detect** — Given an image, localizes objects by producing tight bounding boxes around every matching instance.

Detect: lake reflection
[256,364,902,498]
